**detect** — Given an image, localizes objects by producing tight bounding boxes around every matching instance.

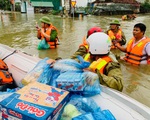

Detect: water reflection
[0,12,150,107]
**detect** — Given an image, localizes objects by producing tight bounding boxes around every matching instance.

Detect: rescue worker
[106,19,126,48]
[48,32,124,92]
[105,19,126,59]
[70,26,103,61]
[113,23,150,65]
[36,16,59,49]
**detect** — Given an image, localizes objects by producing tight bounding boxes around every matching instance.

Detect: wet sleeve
[50,30,58,41]
[120,31,126,45]
[145,42,150,56]
[70,46,87,61]
[96,62,123,92]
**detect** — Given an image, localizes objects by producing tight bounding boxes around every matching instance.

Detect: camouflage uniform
[70,46,123,92]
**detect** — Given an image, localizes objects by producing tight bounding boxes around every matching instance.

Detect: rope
[2,50,17,61]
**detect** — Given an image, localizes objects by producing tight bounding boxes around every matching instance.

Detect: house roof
[31,2,54,7]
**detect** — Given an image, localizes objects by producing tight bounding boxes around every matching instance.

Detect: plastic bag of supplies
[37,39,50,50]
[60,95,116,120]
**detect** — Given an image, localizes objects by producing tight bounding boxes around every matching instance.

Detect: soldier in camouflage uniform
[70,27,123,92]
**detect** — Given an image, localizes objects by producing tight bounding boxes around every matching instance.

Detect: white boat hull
[0,44,150,120]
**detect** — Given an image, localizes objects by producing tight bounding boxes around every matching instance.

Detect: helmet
[87,32,111,55]
[110,19,120,26]
[87,27,103,37]
[39,16,51,24]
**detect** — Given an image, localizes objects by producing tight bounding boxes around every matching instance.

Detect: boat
[0,44,150,120]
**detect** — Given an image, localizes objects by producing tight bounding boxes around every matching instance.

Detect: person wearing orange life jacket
[37,16,59,49]
[105,19,126,60]
[70,27,103,61]
[106,19,126,49]
[71,32,123,91]
[113,23,150,65]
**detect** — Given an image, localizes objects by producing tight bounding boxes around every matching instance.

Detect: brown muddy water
[0,12,150,107]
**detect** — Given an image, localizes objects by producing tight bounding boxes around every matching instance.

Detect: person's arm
[70,46,87,62]
[50,30,58,41]
[120,31,126,45]
[41,29,50,41]
[96,61,123,92]
[113,41,127,52]
[37,28,41,39]
[145,42,150,64]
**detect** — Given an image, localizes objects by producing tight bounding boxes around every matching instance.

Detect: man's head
[133,23,146,39]
[39,16,51,27]
[87,27,103,38]
[87,32,111,56]
[110,19,120,30]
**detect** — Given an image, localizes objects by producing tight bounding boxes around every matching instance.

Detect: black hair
[134,23,146,34]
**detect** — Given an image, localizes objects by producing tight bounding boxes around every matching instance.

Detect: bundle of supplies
[21,58,49,86]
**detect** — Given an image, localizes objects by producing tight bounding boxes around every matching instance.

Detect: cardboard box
[0,82,69,120]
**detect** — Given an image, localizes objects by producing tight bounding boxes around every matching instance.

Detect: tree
[140,0,150,13]
[0,0,11,10]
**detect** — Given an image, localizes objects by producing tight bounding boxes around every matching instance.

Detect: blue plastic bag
[37,39,50,50]
[37,64,60,86]
[61,95,116,120]
[68,95,101,113]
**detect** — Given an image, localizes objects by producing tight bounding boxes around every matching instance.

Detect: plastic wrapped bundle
[53,57,101,96]
[21,57,49,86]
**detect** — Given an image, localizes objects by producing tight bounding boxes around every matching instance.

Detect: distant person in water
[113,23,150,65]
[36,16,59,49]
[122,14,137,20]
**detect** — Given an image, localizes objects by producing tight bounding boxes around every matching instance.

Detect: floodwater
[0,12,150,108]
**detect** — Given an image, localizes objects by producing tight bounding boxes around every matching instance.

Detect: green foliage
[141,0,150,12]
[0,0,11,10]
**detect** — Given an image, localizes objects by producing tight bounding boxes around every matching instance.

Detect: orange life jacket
[124,37,150,65]
[41,25,58,49]
[108,29,122,49]
[84,53,112,74]
[0,59,13,84]
[79,36,89,51]
[0,59,8,70]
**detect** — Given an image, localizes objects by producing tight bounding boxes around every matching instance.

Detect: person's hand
[40,28,45,34]
[83,68,94,72]
[35,22,41,31]
[47,59,56,67]
[112,40,120,47]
